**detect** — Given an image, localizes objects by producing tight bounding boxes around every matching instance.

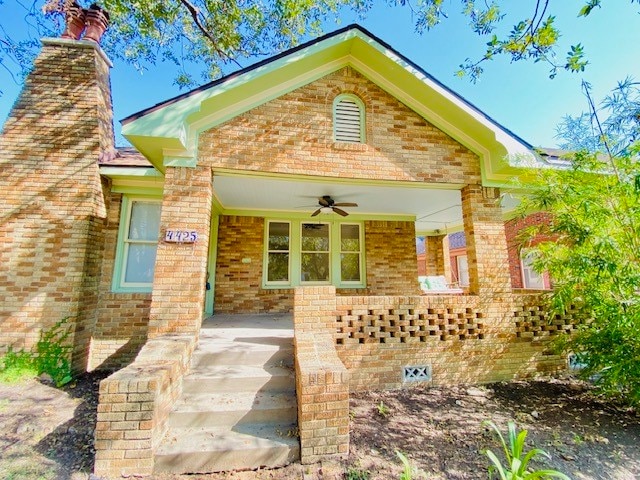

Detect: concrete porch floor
[200,312,294,335]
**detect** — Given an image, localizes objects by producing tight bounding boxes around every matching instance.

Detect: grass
[0,349,38,384]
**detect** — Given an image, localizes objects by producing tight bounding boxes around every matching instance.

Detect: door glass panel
[301,224,329,251]
[267,222,290,283]
[301,223,329,282]
[268,222,290,250]
[267,252,289,282]
[341,253,360,282]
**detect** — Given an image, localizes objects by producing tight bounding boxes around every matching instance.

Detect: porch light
[320,207,333,214]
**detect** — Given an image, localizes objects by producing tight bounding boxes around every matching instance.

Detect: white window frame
[112,196,162,293]
[265,220,291,286]
[333,94,366,143]
[521,251,545,289]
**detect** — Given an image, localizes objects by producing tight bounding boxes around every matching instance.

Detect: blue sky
[1,1,639,148]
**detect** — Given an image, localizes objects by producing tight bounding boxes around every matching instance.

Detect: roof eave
[121,25,536,185]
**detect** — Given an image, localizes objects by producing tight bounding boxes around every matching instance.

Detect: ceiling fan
[311,196,358,217]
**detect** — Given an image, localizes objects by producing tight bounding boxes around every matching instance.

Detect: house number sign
[165,230,198,243]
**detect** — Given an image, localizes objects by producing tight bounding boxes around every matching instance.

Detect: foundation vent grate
[403,365,432,382]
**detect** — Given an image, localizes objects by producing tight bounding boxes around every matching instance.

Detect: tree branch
[582,79,621,181]
[177,0,242,68]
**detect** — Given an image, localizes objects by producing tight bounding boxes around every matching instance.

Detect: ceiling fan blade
[318,197,330,207]
[333,202,358,207]
[311,208,322,217]
[332,207,349,217]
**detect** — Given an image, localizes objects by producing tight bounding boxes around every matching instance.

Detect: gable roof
[121,24,539,186]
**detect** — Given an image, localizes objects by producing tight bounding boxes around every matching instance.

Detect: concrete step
[154,423,299,474]
[191,344,294,368]
[154,314,298,474]
[182,364,295,394]
[167,390,297,428]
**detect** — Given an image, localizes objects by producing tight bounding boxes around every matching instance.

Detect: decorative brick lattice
[513,303,579,340]
[336,307,484,344]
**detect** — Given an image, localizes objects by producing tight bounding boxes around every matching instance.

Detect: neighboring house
[427,214,554,290]
[0,23,576,477]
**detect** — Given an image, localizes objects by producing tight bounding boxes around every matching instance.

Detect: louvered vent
[334,98,363,143]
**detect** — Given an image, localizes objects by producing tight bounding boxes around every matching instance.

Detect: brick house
[427,215,554,290]
[0,25,574,477]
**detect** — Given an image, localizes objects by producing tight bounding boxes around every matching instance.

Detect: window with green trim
[333,94,365,143]
[266,221,290,284]
[114,197,161,292]
[340,224,362,283]
[301,223,330,283]
[263,219,364,288]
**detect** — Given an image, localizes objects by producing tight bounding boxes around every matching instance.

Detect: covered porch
[206,171,519,315]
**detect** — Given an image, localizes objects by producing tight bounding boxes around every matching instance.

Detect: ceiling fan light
[320,207,333,214]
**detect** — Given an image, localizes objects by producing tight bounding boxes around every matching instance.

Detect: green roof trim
[121,24,540,185]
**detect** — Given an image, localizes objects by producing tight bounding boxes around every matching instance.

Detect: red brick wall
[417,253,427,276]
[449,247,466,284]
[505,212,553,289]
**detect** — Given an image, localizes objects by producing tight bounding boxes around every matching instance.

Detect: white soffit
[212,174,465,233]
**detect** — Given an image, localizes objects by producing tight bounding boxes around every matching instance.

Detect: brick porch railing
[94,334,196,477]
[93,288,577,475]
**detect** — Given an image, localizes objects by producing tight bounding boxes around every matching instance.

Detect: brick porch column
[461,185,511,295]
[147,165,213,337]
[425,234,449,277]
[293,286,350,463]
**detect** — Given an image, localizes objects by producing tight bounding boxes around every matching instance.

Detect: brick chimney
[0,36,115,372]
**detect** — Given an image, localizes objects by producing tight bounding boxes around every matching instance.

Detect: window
[340,224,362,282]
[521,251,545,289]
[266,221,290,284]
[114,197,161,292]
[263,219,364,287]
[333,94,365,143]
[301,223,330,282]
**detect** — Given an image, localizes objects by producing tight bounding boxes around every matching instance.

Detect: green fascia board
[122,26,539,186]
[100,166,165,195]
[99,166,163,178]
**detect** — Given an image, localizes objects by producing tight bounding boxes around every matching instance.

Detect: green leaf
[578,1,601,17]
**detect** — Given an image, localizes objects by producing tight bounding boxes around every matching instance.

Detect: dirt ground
[0,373,638,480]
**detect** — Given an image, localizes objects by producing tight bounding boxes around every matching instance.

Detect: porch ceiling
[213,174,471,234]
